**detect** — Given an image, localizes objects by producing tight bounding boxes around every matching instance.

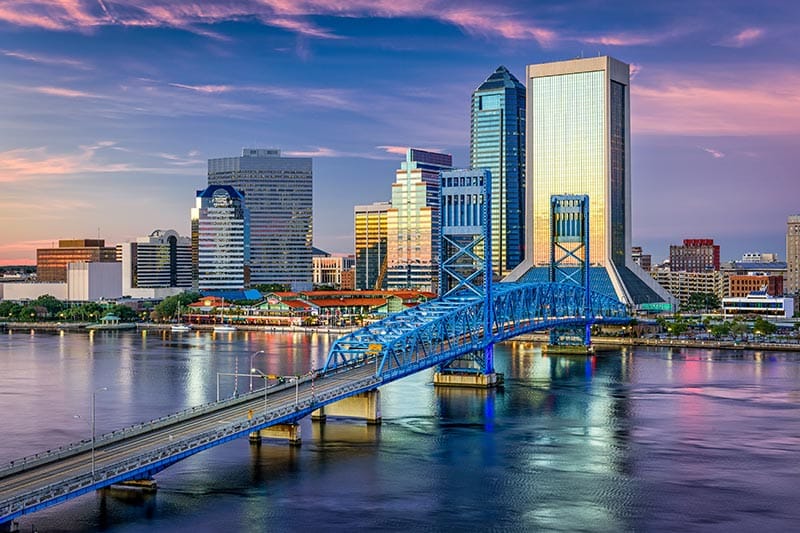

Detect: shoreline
[4,322,800,352]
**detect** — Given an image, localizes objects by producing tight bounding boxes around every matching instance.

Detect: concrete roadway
[0,363,380,514]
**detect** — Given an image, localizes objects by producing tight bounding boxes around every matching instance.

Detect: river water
[1,329,799,532]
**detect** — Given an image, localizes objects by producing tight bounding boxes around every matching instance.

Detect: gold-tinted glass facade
[354,202,389,290]
[531,70,606,266]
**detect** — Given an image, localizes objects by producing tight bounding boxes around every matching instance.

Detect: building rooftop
[475,65,524,92]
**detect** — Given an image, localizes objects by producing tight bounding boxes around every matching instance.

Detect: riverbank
[4,321,800,352]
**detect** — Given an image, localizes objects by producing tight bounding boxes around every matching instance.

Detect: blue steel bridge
[0,281,627,526]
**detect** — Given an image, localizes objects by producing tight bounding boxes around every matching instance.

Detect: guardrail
[0,378,301,479]
[1,374,381,522]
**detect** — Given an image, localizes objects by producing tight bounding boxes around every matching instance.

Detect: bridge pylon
[545,195,594,354]
[433,169,500,388]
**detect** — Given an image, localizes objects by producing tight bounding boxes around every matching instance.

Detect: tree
[684,292,721,313]
[0,301,21,320]
[33,294,65,317]
[752,316,777,336]
[709,322,731,339]
[730,320,748,340]
[109,304,138,322]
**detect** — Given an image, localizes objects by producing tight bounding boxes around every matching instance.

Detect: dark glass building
[471,66,526,278]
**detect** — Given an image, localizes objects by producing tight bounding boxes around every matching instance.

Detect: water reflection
[2,332,800,531]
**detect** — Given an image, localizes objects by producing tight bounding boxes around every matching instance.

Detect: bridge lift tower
[547,194,593,350]
[432,169,500,388]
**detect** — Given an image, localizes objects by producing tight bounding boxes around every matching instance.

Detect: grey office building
[208,149,313,287]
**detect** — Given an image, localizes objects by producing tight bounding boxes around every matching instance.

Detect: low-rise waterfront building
[722,292,795,318]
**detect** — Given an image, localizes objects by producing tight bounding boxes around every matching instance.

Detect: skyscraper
[191,185,249,291]
[386,149,453,292]
[787,215,800,295]
[354,201,391,290]
[471,66,526,278]
[208,149,312,288]
[507,56,671,306]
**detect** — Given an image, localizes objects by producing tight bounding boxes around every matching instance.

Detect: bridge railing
[0,379,300,479]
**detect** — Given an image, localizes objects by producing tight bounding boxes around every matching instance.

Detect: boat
[213,298,237,332]
[171,305,191,332]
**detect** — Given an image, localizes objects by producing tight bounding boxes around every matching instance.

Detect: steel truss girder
[323,281,629,378]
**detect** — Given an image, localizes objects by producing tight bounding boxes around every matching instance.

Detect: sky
[0,0,798,266]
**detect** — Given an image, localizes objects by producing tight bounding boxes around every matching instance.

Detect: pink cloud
[699,147,725,159]
[377,145,409,155]
[719,27,764,47]
[632,70,800,136]
[580,33,659,46]
[441,8,557,46]
[32,86,101,98]
[0,1,560,45]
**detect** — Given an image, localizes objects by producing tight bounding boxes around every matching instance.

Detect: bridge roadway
[0,362,381,525]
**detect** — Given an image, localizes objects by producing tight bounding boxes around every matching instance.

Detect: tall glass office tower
[507,56,671,306]
[471,66,526,278]
[386,149,453,292]
[191,185,249,291]
[354,201,390,290]
[208,149,312,288]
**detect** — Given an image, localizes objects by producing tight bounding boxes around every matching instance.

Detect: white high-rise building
[191,185,249,291]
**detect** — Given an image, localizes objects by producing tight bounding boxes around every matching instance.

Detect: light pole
[251,368,269,414]
[91,386,108,480]
[249,350,265,392]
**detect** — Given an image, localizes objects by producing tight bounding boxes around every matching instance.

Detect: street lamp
[90,386,108,480]
[249,350,266,392]
[251,368,269,414]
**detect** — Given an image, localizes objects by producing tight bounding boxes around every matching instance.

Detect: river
[1,328,799,532]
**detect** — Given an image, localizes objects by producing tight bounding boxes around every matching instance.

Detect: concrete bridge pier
[249,423,302,446]
[433,370,502,388]
[312,390,381,425]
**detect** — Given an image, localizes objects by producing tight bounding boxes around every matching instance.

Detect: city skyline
[1,1,799,265]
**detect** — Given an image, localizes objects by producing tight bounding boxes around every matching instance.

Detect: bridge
[0,281,627,527]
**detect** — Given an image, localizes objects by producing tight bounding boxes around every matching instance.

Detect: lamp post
[249,350,266,392]
[91,386,108,480]
[251,368,269,414]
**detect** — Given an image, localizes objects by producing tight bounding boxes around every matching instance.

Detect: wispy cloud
[718,27,764,48]
[376,145,409,156]
[0,142,201,183]
[0,1,561,46]
[32,85,102,98]
[169,83,232,94]
[0,49,90,69]
[632,69,800,136]
[699,147,725,159]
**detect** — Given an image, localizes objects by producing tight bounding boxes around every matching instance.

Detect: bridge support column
[433,370,502,388]
[311,390,381,425]
[250,423,302,446]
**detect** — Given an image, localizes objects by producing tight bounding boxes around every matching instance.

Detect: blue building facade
[470,66,526,278]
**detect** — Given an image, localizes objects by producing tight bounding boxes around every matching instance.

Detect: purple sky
[1,0,798,265]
